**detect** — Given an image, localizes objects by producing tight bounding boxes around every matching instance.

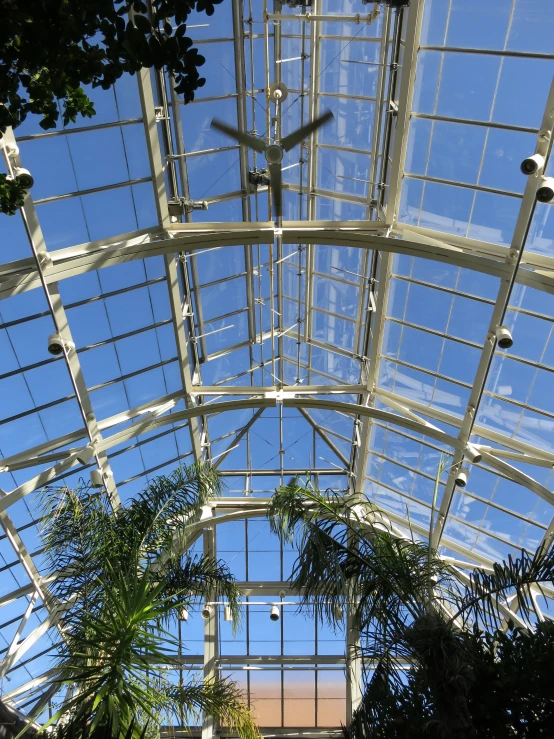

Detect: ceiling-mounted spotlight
[537,176,554,203]
[268,81,289,103]
[520,153,545,175]
[465,444,482,465]
[90,469,104,488]
[178,606,189,621]
[76,445,95,466]
[455,467,469,488]
[224,605,233,622]
[11,167,34,189]
[47,332,75,356]
[270,604,280,622]
[201,604,214,620]
[495,325,513,350]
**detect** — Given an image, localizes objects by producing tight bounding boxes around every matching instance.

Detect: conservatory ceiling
[1,0,554,728]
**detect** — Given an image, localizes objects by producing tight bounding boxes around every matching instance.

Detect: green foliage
[0,0,224,213]
[344,622,554,739]
[29,463,258,739]
[0,172,27,215]
[1,0,222,133]
[270,479,554,739]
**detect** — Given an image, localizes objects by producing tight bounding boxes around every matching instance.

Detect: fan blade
[210,119,266,153]
[269,161,283,221]
[280,110,334,152]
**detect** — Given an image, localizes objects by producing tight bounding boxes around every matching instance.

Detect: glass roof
[1,0,554,728]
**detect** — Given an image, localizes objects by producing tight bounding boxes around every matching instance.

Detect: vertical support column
[345,600,362,725]
[136,66,204,462]
[202,525,219,739]
[304,0,321,384]
[231,0,257,356]
[346,252,392,726]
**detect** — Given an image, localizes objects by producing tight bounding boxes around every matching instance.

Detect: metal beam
[202,524,218,739]
[385,0,425,220]
[7,225,554,299]
[352,252,392,495]
[135,66,204,461]
[431,77,554,549]
[1,129,119,506]
[4,389,552,522]
[298,408,349,468]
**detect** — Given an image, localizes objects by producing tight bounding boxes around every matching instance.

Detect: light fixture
[455,467,469,488]
[536,176,554,203]
[47,332,75,356]
[268,81,289,103]
[178,606,189,621]
[520,153,545,175]
[11,166,34,189]
[76,445,95,465]
[495,325,513,349]
[224,605,233,622]
[269,605,280,622]
[201,604,214,620]
[465,444,482,464]
[89,469,104,488]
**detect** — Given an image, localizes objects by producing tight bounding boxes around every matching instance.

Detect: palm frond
[166,677,260,739]
[456,547,554,628]
[33,464,253,739]
[124,462,223,562]
[269,481,458,642]
[38,484,116,608]
[158,554,243,629]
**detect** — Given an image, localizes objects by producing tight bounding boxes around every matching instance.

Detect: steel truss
[1,0,554,732]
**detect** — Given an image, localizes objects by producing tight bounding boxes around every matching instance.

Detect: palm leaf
[32,464,256,739]
[456,547,554,629]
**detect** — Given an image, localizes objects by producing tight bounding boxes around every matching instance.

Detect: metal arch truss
[2,0,554,728]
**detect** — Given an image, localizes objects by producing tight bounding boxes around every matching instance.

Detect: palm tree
[29,463,258,739]
[268,478,554,738]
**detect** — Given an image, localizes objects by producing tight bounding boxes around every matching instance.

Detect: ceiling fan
[211,110,334,221]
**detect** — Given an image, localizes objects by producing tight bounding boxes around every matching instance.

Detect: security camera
[201,604,214,620]
[537,176,554,203]
[495,325,513,349]
[455,467,469,488]
[13,167,34,189]
[90,469,104,488]
[47,332,74,355]
[520,153,545,175]
[270,604,280,621]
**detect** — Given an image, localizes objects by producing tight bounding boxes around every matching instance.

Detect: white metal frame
[2,0,554,730]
